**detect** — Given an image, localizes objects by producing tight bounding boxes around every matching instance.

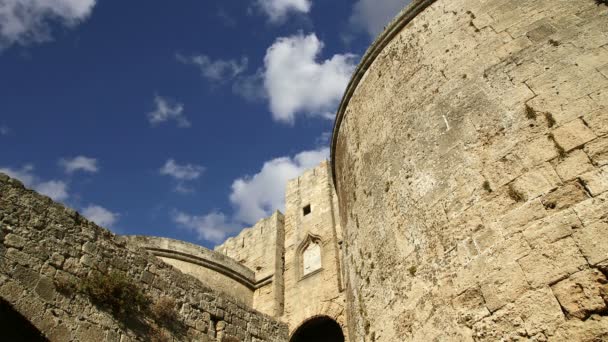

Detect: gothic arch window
[297,234,323,279]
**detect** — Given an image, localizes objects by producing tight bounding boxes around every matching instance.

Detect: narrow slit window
[303,204,311,216]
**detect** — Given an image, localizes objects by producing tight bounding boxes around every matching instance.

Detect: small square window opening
[303,204,311,216]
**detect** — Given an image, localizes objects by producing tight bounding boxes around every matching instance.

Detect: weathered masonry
[3,0,608,341]
[331,0,608,341]
[0,174,288,341]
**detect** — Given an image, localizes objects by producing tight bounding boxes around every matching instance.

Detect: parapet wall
[332,0,608,341]
[126,236,256,307]
[0,173,288,341]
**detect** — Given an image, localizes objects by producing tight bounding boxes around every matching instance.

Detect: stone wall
[282,161,347,337]
[215,212,285,317]
[0,173,288,341]
[126,236,256,307]
[332,0,608,341]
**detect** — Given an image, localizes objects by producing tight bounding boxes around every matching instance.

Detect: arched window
[297,234,323,279]
[302,241,322,276]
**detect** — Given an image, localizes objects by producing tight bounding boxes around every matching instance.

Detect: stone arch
[295,233,323,279]
[0,298,48,341]
[290,315,345,342]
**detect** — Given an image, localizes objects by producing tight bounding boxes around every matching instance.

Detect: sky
[0,0,409,249]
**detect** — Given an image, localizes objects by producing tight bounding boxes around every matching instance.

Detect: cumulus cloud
[0,0,96,49]
[173,210,239,243]
[230,147,329,224]
[160,159,204,181]
[257,0,311,22]
[263,33,357,123]
[176,53,248,83]
[60,155,98,174]
[350,0,410,38]
[82,204,118,228]
[147,95,190,128]
[0,165,68,201]
[35,180,69,201]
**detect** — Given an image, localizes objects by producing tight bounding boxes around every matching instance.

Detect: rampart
[332,0,608,341]
[0,173,288,341]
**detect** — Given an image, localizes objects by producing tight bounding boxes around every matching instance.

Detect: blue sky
[0,0,408,248]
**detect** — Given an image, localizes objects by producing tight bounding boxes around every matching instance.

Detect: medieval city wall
[0,173,288,341]
[332,0,608,341]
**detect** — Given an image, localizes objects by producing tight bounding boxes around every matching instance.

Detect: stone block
[580,166,608,197]
[583,106,608,137]
[518,237,587,287]
[522,210,580,249]
[480,261,530,312]
[552,119,597,152]
[496,200,547,237]
[511,163,562,201]
[553,149,594,181]
[513,287,565,337]
[3,233,26,249]
[540,181,589,211]
[584,135,608,166]
[551,269,608,320]
[453,286,491,328]
[573,220,608,265]
[572,191,608,226]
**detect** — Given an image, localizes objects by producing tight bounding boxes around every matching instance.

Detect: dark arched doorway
[0,299,48,341]
[290,316,344,342]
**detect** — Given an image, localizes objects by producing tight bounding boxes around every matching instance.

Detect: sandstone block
[511,163,562,201]
[552,119,596,152]
[513,287,565,337]
[480,262,530,313]
[518,237,587,287]
[540,181,589,211]
[522,210,580,249]
[573,220,608,266]
[496,199,547,236]
[572,191,608,226]
[580,166,608,197]
[453,286,491,328]
[584,135,608,166]
[551,269,608,320]
[583,106,608,137]
[552,149,594,181]
[3,233,26,249]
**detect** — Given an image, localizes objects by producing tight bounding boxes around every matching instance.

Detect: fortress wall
[282,161,347,335]
[215,212,285,317]
[125,236,256,307]
[332,0,608,341]
[0,174,288,341]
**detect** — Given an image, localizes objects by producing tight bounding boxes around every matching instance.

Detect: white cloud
[229,147,329,224]
[35,180,69,201]
[173,210,239,243]
[176,53,248,82]
[147,95,190,128]
[0,125,9,135]
[350,0,410,38]
[0,165,68,201]
[263,33,357,124]
[160,159,204,181]
[257,0,311,22]
[60,155,98,174]
[0,0,96,49]
[82,204,118,228]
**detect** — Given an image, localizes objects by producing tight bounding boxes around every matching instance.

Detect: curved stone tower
[331,0,608,341]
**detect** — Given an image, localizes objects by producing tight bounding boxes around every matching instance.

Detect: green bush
[79,271,151,319]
